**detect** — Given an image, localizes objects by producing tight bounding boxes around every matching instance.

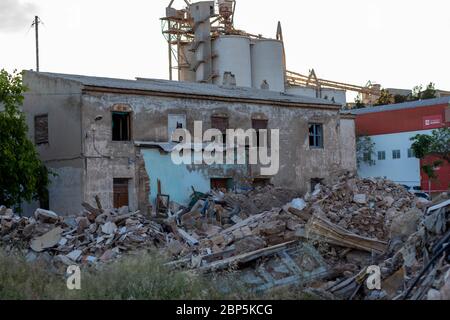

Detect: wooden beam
[199,240,297,272]
[305,216,388,254]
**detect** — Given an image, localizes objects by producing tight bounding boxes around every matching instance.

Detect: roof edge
[82,85,341,110]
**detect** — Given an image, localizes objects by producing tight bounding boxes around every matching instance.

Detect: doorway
[113,178,129,208]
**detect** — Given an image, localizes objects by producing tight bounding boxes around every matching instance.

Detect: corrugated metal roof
[347,96,450,115]
[30,71,339,107]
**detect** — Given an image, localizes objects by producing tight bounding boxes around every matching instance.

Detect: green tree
[393,94,408,104]
[410,82,437,101]
[420,82,437,100]
[356,135,376,168]
[374,89,394,106]
[410,127,450,179]
[353,96,366,109]
[0,69,51,211]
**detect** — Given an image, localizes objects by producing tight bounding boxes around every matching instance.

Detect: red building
[351,97,450,194]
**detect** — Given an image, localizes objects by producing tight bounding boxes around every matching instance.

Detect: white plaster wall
[358,130,434,187]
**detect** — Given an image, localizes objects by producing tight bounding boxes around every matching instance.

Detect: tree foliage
[410,82,437,101]
[0,69,51,210]
[356,135,376,168]
[374,89,395,106]
[353,96,366,109]
[410,127,450,179]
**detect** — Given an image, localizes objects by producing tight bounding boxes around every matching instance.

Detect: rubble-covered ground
[1,172,449,300]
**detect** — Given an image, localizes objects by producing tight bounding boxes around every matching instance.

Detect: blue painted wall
[141,148,248,206]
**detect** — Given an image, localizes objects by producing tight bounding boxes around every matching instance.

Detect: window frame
[378,151,386,161]
[392,149,401,160]
[211,115,229,144]
[34,114,49,145]
[309,123,324,149]
[252,119,268,148]
[112,111,132,142]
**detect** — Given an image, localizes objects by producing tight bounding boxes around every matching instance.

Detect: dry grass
[0,248,316,300]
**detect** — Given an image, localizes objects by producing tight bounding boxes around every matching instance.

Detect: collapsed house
[21,71,356,216]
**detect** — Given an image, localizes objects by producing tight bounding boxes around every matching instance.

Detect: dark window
[252,119,268,148]
[211,178,232,191]
[392,150,401,159]
[113,178,129,209]
[363,152,372,162]
[309,124,323,148]
[34,114,48,145]
[112,112,131,141]
[408,148,416,158]
[378,151,386,161]
[211,116,229,143]
[253,178,271,188]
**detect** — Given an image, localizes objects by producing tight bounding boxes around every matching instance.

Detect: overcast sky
[0,0,449,94]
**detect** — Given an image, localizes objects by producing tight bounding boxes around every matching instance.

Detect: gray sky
[1,0,449,93]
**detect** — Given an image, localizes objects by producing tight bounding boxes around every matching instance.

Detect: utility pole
[32,16,41,72]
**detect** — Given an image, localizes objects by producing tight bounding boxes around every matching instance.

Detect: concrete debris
[34,209,59,223]
[353,194,367,205]
[101,222,118,235]
[0,202,166,270]
[66,249,83,262]
[30,227,63,252]
[389,208,422,239]
[0,174,449,300]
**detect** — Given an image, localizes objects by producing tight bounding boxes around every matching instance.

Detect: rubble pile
[222,185,301,216]
[301,172,419,240]
[1,173,449,300]
[162,173,449,300]
[196,209,302,255]
[0,203,165,272]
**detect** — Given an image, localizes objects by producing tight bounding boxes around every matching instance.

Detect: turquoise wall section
[141,148,250,206]
[142,149,211,205]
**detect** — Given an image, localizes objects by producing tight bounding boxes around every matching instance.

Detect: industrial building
[353,97,450,193]
[162,0,380,106]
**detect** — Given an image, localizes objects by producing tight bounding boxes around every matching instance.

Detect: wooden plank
[278,251,302,274]
[218,211,269,235]
[305,216,388,254]
[177,227,199,246]
[199,240,297,273]
[95,195,103,210]
[82,202,103,215]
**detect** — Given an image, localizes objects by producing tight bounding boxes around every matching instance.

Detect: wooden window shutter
[252,119,268,130]
[35,115,49,145]
[211,116,229,133]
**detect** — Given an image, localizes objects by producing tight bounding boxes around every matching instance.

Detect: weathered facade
[22,71,356,216]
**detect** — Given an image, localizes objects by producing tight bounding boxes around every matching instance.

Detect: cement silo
[212,35,252,87]
[178,43,196,82]
[251,39,285,92]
